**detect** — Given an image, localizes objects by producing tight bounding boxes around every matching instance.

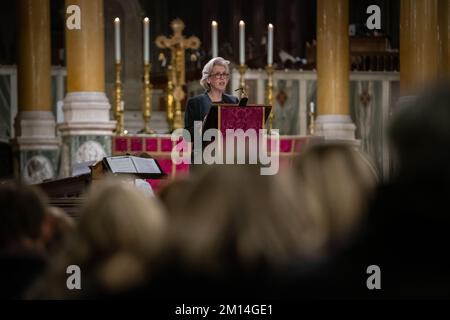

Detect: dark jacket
[363,180,450,299]
[184,92,239,141]
[0,251,47,299]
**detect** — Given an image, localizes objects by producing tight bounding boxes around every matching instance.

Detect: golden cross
[156,19,200,130]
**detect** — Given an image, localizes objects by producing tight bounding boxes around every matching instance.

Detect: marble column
[438,0,450,74]
[59,0,115,177]
[14,0,60,183]
[400,0,440,95]
[315,0,356,140]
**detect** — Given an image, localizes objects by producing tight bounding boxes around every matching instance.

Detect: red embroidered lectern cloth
[218,106,265,134]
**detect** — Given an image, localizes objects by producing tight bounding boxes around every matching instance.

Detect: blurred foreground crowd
[1,84,450,300]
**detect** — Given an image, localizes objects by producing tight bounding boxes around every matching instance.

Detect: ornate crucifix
[156,19,201,131]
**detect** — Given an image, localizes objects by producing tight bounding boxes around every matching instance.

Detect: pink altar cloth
[113,134,317,193]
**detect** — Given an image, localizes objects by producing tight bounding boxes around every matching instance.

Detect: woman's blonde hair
[28,176,167,298]
[165,164,325,275]
[289,144,377,249]
[200,57,230,91]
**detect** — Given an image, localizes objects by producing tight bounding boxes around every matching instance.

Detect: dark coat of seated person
[363,83,450,299]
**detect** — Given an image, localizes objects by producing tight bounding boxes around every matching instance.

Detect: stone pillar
[400,0,440,95]
[59,0,115,177]
[438,0,450,74]
[315,0,356,140]
[14,0,60,183]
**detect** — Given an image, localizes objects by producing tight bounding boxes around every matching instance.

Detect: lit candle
[310,101,315,113]
[211,21,218,58]
[239,20,245,65]
[114,18,121,63]
[143,17,150,64]
[268,24,274,66]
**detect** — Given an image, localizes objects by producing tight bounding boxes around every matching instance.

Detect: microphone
[239,97,248,106]
[235,87,248,106]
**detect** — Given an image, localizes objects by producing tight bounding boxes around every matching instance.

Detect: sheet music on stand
[104,156,165,178]
[106,157,137,173]
[132,156,161,174]
[72,160,97,176]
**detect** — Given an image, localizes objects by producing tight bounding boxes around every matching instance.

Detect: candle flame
[239,20,245,26]
[144,17,149,23]
[114,17,120,23]
[269,23,273,29]
[212,20,218,26]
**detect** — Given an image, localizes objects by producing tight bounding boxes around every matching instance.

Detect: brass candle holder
[141,63,156,134]
[172,89,184,131]
[265,64,274,133]
[166,64,175,131]
[308,110,315,135]
[238,64,247,91]
[114,62,125,135]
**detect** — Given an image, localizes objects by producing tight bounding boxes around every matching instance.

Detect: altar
[112,134,317,191]
[0,13,401,184]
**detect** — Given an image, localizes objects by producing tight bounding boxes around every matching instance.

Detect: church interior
[1,0,450,302]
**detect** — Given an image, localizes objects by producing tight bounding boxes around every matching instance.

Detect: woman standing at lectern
[184,57,239,140]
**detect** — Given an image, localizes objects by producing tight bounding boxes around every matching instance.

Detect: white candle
[211,21,218,58]
[268,23,274,66]
[239,20,245,65]
[114,18,121,63]
[143,17,150,64]
[310,101,315,113]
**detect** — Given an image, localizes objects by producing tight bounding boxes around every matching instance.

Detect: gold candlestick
[114,62,125,135]
[265,64,274,133]
[141,63,156,134]
[238,64,247,91]
[166,64,175,131]
[308,111,315,135]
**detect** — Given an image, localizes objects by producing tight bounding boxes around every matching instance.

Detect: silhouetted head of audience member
[390,82,450,184]
[0,181,48,253]
[164,164,324,282]
[290,144,377,251]
[158,177,194,216]
[365,83,450,298]
[0,181,49,299]
[28,176,167,299]
[41,206,75,254]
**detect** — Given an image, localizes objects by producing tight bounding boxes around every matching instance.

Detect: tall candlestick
[266,65,274,133]
[211,20,218,58]
[143,17,150,63]
[308,101,315,135]
[239,20,245,65]
[267,23,274,66]
[114,61,124,135]
[114,18,121,63]
[141,62,155,134]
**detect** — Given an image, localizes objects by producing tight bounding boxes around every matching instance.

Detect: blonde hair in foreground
[28,176,167,298]
[291,144,377,249]
[166,164,326,275]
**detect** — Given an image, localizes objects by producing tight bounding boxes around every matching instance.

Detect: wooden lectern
[196,104,272,165]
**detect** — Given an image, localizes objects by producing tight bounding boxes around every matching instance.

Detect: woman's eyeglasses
[209,73,230,79]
